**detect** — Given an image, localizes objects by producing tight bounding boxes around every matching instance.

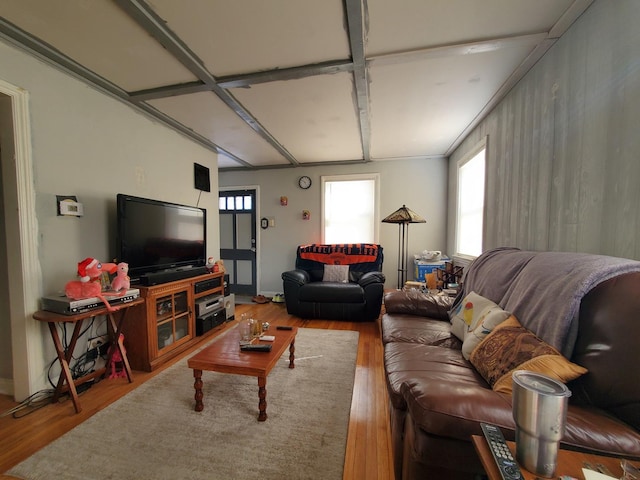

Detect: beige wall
[0,39,220,394]
[220,157,448,292]
[448,0,640,260]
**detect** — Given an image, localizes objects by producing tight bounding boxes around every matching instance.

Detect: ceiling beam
[131,59,355,100]
[218,157,368,173]
[113,0,215,87]
[548,0,594,39]
[130,81,212,102]
[344,0,371,162]
[0,17,130,102]
[135,102,252,167]
[217,59,354,89]
[0,15,251,166]
[115,0,299,166]
[0,16,247,160]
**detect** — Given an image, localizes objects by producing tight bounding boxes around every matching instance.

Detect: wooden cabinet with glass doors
[122,272,224,371]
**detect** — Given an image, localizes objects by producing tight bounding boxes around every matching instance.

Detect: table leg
[193,369,204,412]
[289,337,296,369]
[258,376,267,421]
[48,322,83,413]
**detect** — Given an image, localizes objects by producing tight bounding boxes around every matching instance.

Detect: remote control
[276,325,293,330]
[480,423,523,480]
[240,344,272,352]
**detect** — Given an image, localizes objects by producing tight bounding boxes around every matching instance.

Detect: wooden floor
[0,301,394,480]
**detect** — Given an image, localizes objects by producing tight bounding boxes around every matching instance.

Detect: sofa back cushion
[458,248,640,358]
[570,272,640,431]
[296,244,383,282]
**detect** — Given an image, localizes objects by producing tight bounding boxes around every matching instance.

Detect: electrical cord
[47,357,58,389]
[54,317,106,381]
[0,389,55,419]
[0,318,112,421]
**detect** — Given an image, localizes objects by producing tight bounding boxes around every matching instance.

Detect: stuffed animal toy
[108,334,127,379]
[205,256,215,273]
[65,257,118,311]
[110,262,130,293]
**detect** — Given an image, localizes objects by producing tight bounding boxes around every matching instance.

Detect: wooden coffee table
[187,326,297,421]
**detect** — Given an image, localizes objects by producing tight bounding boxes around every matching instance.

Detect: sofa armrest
[282,269,310,286]
[384,289,454,320]
[358,271,385,288]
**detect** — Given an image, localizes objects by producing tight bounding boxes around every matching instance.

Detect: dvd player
[41,289,140,315]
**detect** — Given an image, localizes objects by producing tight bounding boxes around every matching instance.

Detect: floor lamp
[382,205,426,289]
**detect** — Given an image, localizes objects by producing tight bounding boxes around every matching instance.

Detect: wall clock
[298,176,312,189]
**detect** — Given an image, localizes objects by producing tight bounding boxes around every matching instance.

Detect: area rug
[8,328,359,480]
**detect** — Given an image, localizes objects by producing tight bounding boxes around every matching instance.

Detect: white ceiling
[0,0,592,170]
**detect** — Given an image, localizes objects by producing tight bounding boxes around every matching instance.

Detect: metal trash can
[512,370,571,478]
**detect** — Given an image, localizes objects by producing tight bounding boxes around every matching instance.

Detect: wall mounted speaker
[224,294,235,321]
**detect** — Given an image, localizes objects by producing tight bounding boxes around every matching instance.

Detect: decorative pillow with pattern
[450,291,511,359]
[469,315,588,394]
[322,264,349,283]
[461,308,512,359]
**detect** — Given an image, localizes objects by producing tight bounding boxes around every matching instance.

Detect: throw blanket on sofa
[299,243,380,265]
[459,247,640,357]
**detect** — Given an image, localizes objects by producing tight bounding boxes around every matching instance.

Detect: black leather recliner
[281,244,385,321]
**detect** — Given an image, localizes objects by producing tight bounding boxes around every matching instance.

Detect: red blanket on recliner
[298,243,379,265]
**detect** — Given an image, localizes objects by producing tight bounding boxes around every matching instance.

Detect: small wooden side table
[33,298,144,414]
[472,435,637,479]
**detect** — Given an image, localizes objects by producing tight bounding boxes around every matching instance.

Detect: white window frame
[320,173,380,244]
[454,138,487,260]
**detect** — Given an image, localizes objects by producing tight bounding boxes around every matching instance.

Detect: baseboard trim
[0,377,14,396]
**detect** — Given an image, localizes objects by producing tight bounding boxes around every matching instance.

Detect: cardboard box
[414,261,445,281]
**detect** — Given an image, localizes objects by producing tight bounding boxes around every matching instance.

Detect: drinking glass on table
[250,318,262,338]
[239,314,252,344]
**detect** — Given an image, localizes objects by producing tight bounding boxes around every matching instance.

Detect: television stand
[122,271,224,371]
[139,266,209,286]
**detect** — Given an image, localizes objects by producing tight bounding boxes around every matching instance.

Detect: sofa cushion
[322,264,349,282]
[384,342,480,410]
[298,282,364,303]
[469,316,587,394]
[381,314,461,348]
[450,291,511,359]
[384,289,454,320]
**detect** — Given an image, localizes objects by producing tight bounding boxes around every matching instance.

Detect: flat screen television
[116,194,207,281]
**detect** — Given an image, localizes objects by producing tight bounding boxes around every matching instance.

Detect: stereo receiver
[195,294,224,317]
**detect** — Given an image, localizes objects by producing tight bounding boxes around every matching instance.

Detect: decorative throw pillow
[461,308,511,360]
[322,264,349,283]
[469,315,588,394]
[450,291,511,359]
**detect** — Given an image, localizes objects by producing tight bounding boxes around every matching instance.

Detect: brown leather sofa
[382,248,640,479]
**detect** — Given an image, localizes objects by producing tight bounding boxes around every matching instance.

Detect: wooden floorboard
[0,301,394,480]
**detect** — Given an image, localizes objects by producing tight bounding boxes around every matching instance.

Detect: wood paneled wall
[447,0,640,260]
